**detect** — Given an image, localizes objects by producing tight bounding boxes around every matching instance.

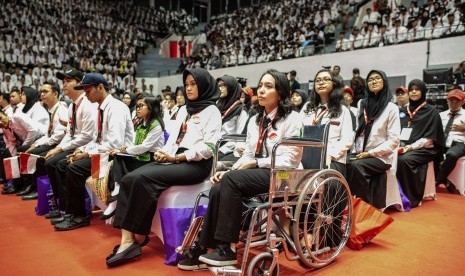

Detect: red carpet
[1,187,464,275]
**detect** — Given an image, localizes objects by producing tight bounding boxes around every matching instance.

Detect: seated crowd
[0,0,198,94]
[336,0,464,51]
[1,63,464,269]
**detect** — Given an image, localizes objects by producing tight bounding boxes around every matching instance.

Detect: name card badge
[355,135,364,154]
[400,127,412,141]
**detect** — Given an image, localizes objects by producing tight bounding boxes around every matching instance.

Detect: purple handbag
[397,180,411,212]
[36,176,52,215]
[159,206,207,265]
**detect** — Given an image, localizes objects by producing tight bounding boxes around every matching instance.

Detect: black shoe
[51,214,72,225]
[22,191,38,200]
[106,242,142,267]
[16,185,34,196]
[107,235,150,261]
[54,215,90,231]
[445,181,457,194]
[0,178,6,184]
[99,209,115,220]
[178,244,208,271]
[1,185,17,195]
[198,244,237,266]
[45,209,62,219]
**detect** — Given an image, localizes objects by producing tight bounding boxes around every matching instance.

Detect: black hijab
[21,86,41,114]
[216,75,243,123]
[399,79,445,147]
[292,89,309,112]
[356,70,392,147]
[182,68,220,115]
[123,92,137,113]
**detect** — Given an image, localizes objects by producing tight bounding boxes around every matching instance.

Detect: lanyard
[407,101,427,127]
[312,107,328,125]
[47,105,59,137]
[69,97,84,138]
[221,100,240,120]
[176,114,192,145]
[255,116,272,157]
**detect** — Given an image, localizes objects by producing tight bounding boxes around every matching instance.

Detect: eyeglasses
[367,76,383,83]
[315,77,332,84]
[218,83,226,89]
[136,104,147,110]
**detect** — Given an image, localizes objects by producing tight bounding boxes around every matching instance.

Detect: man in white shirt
[443,13,465,36]
[9,87,23,113]
[407,17,425,42]
[424,16,445,39]
[19,81,69,200]
[335,32,349,52]
[0,109,44,194]
[436,89,465,193]
[362,8,381,24]
[349,27,364,50]
[53,73,134,231]
[43,70,97,219]
[388,18,408,44]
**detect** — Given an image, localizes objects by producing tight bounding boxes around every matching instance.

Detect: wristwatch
[175,154,180,164]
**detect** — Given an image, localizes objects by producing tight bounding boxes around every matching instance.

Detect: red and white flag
[91,153,109,179]
[19,153,40,174]
[3,156,20,179]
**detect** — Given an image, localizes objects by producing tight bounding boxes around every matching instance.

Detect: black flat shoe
[99,209,115,220]
[16,185,34,196]
[445,181,457,194]
[106,236,149,260]
[106,242,141,267]
[45,209,62,219]
[1,185,17,195]
[22,191,38,200]
[54,216,90,231]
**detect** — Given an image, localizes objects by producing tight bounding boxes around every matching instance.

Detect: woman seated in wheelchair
[105,68,222,267]
[346,70,401,208]
[99,97,166,221]
[178,69,303,270]
[300,68,353,174]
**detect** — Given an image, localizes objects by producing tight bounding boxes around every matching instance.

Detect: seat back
[448,156,465,196]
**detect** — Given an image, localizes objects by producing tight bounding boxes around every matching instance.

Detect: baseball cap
[74,73,109,90]
[395,86,408,95]
[56,69,84,82]
[447,89,465,100]
[343,87,354,98]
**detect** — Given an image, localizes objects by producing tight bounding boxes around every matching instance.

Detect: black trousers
[18,145,55,190]
[397,148,437,208]
[111,155,151,191]
[346,157,391,208]
[113,158,212,235]
[436,141,465,184]
[44,150,73,211]
[199,168,271,248]
[56,157,93,217]
[0,146,12,182]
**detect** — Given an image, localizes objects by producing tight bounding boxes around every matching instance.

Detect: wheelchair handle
[213,134,247,175]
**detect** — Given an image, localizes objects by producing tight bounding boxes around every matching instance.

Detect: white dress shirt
[440,108,465,146]
[33,101,68,147]
[58,93,97,151]
[81,95,134,154]
[3,112,42,155]
[24,102,49,135]
[234,108,303,170]
[126,121,164,155]
[218,109,248,155]
[364,102,401,165]
[301,104,354,164]
[163,105,222,162]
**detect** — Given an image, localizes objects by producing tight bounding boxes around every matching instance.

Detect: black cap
[74,73,109,90]
[56,69,84,82]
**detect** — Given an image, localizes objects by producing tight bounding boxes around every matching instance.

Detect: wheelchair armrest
[220,134,247,143]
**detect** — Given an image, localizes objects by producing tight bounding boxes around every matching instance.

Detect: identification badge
[400,127,413,141]
[355,135,364,154]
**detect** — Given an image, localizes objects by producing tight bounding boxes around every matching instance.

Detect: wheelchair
[177,123,353,276]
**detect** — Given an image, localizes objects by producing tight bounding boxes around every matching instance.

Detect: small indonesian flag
[19,153,40,174]
[3,156,20,179]
[91,153,109,179]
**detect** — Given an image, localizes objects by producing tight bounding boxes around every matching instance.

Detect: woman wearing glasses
[396,79,444,208]
[99,97,166,220]
[346,70,401,208]
[106,68,222,267]
[300,69,353,174]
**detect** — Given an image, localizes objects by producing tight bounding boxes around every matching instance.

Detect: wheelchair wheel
[247,252,279,276]
[292,169,352,268]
